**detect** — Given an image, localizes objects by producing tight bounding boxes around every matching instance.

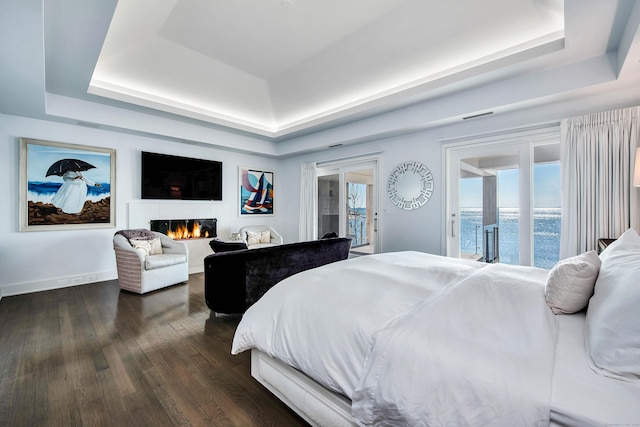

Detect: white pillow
[130,237,162,256]
[545,250,600,314]
[246,231,261,246]
[585,228,640,382]
[259,230,271,244]
[246,230,271,246]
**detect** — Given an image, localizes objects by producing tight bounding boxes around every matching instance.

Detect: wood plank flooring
[0,274,308,426]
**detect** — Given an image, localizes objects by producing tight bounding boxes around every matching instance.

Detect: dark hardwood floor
[0,274,309,426]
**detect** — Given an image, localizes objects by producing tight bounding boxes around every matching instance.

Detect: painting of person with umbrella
[48,159,102,214]
[20,138,115,230]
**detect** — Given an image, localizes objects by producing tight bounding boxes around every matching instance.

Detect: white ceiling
[89,0,566,137]
[2,0,640,156]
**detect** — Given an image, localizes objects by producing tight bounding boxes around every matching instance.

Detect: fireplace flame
[166,221,210,240]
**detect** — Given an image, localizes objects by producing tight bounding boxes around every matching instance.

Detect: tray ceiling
[88,0,565,137]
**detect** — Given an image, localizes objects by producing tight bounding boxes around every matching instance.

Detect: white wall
[279,133,444,255]
[278,103,567,256]
[3,90,640,298]
[279,93,640,258]
[0,114,284,296]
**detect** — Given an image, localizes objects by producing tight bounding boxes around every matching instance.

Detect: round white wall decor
[387,161,434,210]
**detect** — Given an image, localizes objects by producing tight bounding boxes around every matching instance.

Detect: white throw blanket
[232,251,486,398]
[351,263,558,427]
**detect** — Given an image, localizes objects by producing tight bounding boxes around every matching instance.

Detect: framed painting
[239,167,274,216]
[19,138,116,231]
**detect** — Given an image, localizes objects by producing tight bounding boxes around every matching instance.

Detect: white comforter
[232,252,559,426]
[232,251,485,398]
[352,262,558,426]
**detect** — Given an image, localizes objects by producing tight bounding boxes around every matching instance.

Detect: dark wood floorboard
[0,274,309,427]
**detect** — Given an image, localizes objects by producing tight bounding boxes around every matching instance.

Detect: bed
[231,230,640,426]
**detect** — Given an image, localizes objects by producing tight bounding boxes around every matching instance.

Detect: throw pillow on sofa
[259,230,271,243]
[246,230,271,246]
[130,237,162,256]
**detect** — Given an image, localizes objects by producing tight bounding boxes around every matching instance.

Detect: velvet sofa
[204,237,352,314]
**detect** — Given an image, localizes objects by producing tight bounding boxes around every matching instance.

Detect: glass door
[532,144,561,268]
[446,134,560,267]
[457,152,521,264]
[317,160,379,255]
[345,170,375,255]
[318,174,339,239]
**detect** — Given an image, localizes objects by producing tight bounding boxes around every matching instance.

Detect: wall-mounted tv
[141,151,222,200]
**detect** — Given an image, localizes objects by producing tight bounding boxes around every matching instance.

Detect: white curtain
[560,106,640,258]
[298,162,318,241]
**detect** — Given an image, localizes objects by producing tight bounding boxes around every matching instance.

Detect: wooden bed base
[250,350,357,427]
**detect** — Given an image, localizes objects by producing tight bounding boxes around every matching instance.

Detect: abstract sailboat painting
[239,168,274,215]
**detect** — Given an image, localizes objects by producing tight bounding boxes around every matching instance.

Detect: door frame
[316,156,381,254]
[442,126,559,265]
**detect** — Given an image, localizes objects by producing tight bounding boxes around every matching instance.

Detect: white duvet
[231,252,559,426]
[352,262,557,426]
[232,252,485,398]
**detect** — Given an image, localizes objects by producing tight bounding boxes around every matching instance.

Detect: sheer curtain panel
[560,106,640,259]
[298,162,318,241]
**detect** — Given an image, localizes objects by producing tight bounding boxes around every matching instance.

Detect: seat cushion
[145,254,187,270]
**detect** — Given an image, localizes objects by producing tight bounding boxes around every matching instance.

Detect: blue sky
[348,183,367,208]
[27,143,112,183]
[460,163,560,208]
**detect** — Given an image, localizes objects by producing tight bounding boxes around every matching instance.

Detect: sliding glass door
[317,160,379,255]
[446,131,560,268]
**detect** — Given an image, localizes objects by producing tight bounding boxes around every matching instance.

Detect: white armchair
[113,230,189,294]
[238,225,283,249]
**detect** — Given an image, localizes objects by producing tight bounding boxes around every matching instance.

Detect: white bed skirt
[251,350,357,427]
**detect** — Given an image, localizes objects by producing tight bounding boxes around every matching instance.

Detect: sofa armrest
[113,233,145,263]
[204,251,249,314]
[154,232,188,256]
[269,227,283,245]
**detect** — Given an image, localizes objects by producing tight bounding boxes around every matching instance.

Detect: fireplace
[150,218,217,240]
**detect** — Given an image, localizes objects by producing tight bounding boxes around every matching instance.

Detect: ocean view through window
[459,207,561,269]
[459,161,561,269]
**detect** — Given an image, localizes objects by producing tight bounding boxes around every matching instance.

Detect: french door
[445,129,560,268]
[317,159,379,255]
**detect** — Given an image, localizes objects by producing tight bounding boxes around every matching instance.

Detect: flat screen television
[141,151,222,200]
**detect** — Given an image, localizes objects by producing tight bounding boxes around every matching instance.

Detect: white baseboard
[1,270,116,297]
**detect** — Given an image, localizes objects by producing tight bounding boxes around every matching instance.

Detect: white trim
[441,123,560,147]
[316,151,383,168]
[1,270,115,297]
